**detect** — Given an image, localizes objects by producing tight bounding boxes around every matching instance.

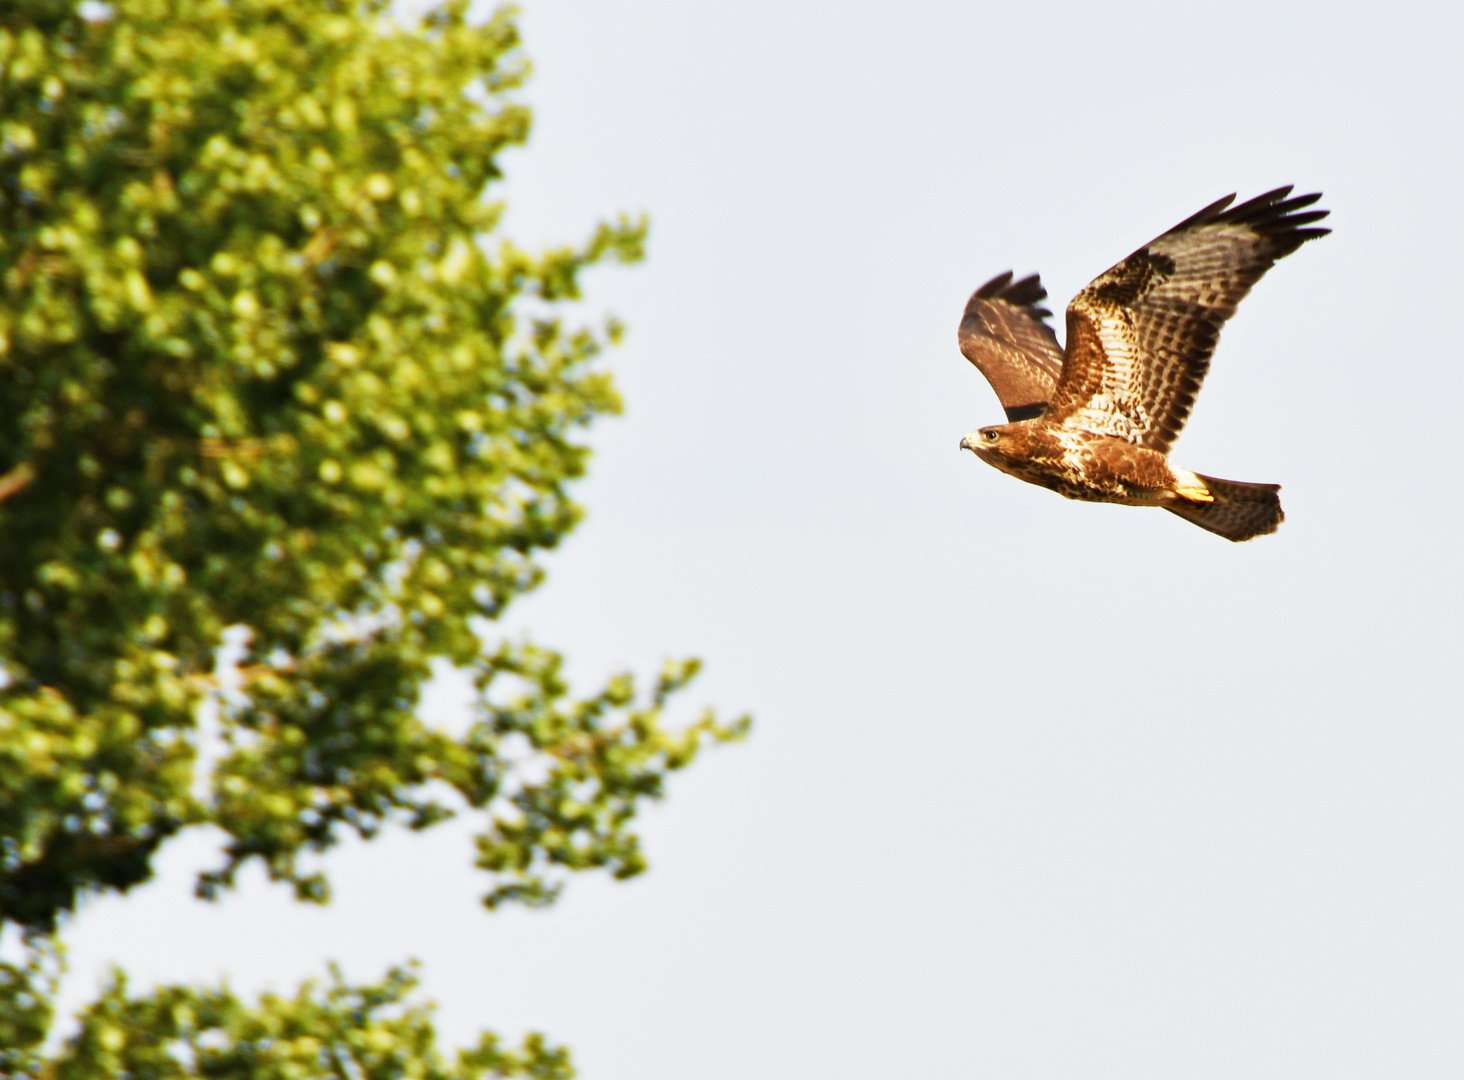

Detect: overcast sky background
[48,0,1464,1076]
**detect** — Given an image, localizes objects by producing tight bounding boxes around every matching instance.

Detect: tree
[0,0,745,1066]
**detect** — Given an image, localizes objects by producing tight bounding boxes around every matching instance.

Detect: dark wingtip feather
[971,271,1053,322]
[1282,210,1330,227]
[1280,191,1322,211]
[1169,192,1237,232]
[1003,272,1048,307]
[1216,188,1329,231]
[1166,187,1330,252]
[1228,186,1295,215]
[975,271,1014,297]
[1266,222,1331,258]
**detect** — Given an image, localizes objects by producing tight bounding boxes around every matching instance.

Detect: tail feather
[1165,474,1283,542]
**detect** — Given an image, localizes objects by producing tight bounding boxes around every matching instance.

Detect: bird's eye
[981,430,1000,443]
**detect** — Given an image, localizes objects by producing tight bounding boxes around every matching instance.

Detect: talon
[1176,485,1214,503]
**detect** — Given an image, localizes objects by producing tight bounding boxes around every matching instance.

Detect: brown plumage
[958,187,1329,542]
[958,272,1064,422]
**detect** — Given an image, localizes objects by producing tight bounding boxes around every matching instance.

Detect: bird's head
[960,425,1009,458]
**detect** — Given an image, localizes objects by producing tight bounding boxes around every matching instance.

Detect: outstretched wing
[958,272,1065,422]
[1043,187,1330,452]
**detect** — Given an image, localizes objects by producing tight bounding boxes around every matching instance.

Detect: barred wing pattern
[957,272,1064,422]
[1044,187,1330,452]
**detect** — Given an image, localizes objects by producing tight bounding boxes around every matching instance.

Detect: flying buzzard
[958,187,1329,541]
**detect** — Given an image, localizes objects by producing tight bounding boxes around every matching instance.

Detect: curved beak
[959,435,978,453]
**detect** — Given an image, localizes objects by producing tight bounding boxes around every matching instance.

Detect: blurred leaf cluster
[5,956,573,1079]
[0,0,747,1063]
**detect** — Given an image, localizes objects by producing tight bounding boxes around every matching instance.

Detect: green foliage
[14,963,573,1079]
[0,937,57,1072]
[0,0,745,937]
[471,651,749,909]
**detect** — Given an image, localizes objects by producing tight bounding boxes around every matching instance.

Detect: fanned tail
[1165,474,1283,542]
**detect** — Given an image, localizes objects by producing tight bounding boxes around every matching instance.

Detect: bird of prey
[958,187,1329,541]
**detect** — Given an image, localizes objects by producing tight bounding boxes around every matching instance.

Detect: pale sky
[51,0,1464,1076]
